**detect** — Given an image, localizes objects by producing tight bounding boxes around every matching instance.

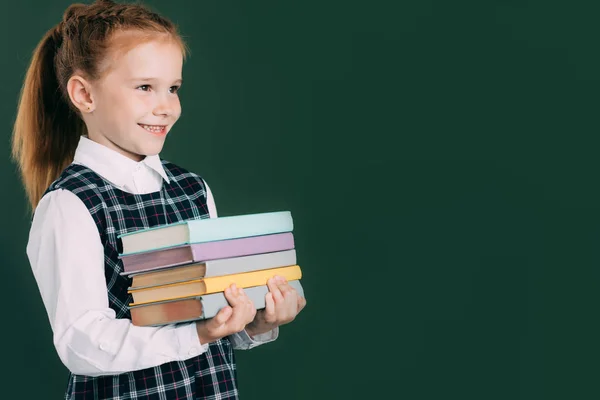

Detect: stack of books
[117,211,304,327]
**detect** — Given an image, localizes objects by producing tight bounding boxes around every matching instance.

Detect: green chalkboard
[1,0,598,399]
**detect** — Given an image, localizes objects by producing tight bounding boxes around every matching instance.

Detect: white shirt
[26,136,277,377]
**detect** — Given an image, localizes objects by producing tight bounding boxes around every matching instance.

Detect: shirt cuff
[229,326,279,350]
[178,322,209,359]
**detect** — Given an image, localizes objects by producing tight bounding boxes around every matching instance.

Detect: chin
[139,145,164,157]
[137,138,166,155]
[122,144,161,160]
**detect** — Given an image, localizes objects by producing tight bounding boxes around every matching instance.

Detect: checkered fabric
[45,161,239,400]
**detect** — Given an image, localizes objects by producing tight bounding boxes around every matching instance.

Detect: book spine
[201,280,305,318]
[203,265,302,295]
[188,211,293,244]
[130,297,203,326]
[203,249,297,278]
[191,232,295,262]
[121,246,194,274]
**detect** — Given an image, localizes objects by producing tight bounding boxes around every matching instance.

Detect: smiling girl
[11,1,305,399]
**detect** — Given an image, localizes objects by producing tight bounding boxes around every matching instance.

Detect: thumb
[208,306,233,329]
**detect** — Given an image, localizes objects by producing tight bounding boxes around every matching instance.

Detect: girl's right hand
[195,284,257,344]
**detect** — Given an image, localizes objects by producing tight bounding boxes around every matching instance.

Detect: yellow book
[129,265,302,306]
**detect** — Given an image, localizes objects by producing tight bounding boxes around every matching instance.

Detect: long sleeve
[27,189,208,377]
[204,182,279,349]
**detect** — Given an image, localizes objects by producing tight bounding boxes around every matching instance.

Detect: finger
[267,277,284,303]
[266,277,279,293]
[278,281,294,297]
[276,275,288,285]
[209,305,233,328]
[275,283,297,317]
[229,308,254,332]
[276,276,294,300]
[262,292,277,324]
[238,288,257,322]
[274,277,298,303]
[227,289,256,330]
[281,285,298,309]
[223,284,242,306]
[297,296,307,312]
[240,287,256,308]
[233,287,254,311]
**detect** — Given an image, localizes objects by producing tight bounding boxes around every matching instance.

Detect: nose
[153,92,178,117]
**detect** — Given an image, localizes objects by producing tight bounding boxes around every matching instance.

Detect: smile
[138,124,167,135]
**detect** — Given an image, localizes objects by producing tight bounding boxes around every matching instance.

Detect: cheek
[123,95,153,118]
[135,94,154,109]
[105,89,142,116]
[172,97,182,117]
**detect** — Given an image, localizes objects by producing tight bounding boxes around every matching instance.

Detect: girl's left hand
[245,275,307,338]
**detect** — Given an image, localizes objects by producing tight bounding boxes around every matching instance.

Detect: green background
[1,0,598,398]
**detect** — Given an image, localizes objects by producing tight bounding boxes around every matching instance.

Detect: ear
[66,74,96,113]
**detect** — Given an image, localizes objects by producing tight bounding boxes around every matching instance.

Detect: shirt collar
[73,136,170,185]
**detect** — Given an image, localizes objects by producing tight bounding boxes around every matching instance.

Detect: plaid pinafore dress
[45,161,239,400]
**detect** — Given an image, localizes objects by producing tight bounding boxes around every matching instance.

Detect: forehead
[101,32,183,80]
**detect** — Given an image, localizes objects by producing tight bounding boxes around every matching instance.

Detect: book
[120,232,295,275]
[129,265,302,306]
[128,249,297,289]
[130,280,305,326]
[118,211,293,256]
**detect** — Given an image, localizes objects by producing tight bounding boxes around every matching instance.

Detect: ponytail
[12,23,85,212]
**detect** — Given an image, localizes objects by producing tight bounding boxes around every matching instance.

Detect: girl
[11,1,306,399]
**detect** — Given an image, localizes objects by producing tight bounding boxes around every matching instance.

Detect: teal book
[118,211,293,256]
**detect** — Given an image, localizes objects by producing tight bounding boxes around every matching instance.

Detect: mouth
[138,124,168,136]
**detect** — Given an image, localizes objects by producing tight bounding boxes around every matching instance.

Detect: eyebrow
[131,78,183,85]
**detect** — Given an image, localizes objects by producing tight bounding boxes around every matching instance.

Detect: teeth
[141,124,165,133]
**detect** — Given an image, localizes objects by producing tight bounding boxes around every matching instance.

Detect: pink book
[119,232,295,275]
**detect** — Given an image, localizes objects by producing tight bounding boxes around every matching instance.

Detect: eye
[169,85,181,94]
[137,85,151,91]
